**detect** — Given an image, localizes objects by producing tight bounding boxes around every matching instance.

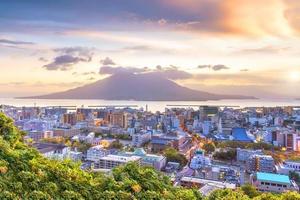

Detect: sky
[0,0,300,98]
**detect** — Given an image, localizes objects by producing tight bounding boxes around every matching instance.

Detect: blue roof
[256,172,290,184]
[232,128,253,142]
[151,138,169,145]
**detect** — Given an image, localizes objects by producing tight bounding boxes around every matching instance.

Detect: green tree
[164,147,188,168]
[241,184,261,198]
[109,140,124,149]
[202,143,216,154]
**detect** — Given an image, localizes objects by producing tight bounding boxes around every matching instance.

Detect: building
[96,155,141,169]
[236,148,263,162]
[62,113,77,125]
[53,128,81,138]
[231,127,254,142]
[190,150,211,170]
[131,131,151,147]
[119,148,166,171]
[86,145,108,162]
[33,142,70,160]
[26,130,54,142]
[70,151,83,161]
[277,160,300,175]
[109,112,125,128]
[251,172,299,193]
[247,155,275,173]
[180,177,236,196]
[150,131,191,153]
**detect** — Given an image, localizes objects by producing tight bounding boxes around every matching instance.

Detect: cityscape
[1,0,300,199]
[1,104,300,197]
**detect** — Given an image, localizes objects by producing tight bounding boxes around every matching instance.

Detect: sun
[289,71,300,82]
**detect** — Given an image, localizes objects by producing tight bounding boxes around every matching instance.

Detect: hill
[23,73,256,101]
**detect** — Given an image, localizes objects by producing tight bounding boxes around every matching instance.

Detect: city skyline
[1,0,300,98]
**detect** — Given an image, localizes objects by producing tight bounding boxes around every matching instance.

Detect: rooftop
[256,172,291,184]
[232,127,253,142]
[100,155,141,162]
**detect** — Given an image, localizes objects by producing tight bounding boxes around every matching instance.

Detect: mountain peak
[22,73,256,101]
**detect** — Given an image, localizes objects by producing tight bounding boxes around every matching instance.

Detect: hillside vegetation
[0,113,299,199]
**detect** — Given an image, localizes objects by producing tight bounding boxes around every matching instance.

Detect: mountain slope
[24,73,255,100]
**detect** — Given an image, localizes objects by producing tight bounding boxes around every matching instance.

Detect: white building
[96,155,141,169]
[131,131,151,147]
[247,155,275,173]
[119,148,166,171]
[180,176,236,196]
[86,145,108,162]
[190,150,211,170]
[277,160,300,175]
[236,148,263,162]
[33,143,70,160]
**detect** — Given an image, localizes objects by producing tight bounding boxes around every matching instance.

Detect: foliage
[289,171,300,184]
[241,184,261,198]
[164,147,188,168]
[215,141,280,151]
[109,139,124,149]
[74,141,92,152]
[213,148,236,162]
[202,142,216,154]
[95,132,132,140]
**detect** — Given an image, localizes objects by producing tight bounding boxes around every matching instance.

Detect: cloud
[43,55,90,71]
[99,66,148,75]
[0,39,34,45]
[82,71,96,76]
[54,47,94,60]
[198,64,230,71]
[99,65,192,80]
[240,69,249,72]
[198,65,211,69]
[283,0,300,33]
[212,65,230,71]
[100,57,116,65]
[237,46,290,54]
[150,69,192,80]
[43,46,94,71]
[1,0,300,37]
[39,57,48,62]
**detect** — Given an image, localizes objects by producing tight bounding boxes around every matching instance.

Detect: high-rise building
[247,155,275,173]
[62,113,77,125]
[109,112,125,127]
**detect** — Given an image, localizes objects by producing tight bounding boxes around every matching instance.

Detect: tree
[109,140,124,149]
[241,184,260,198]
[164,147,188,168]
[202,143,216,154]
[213,148,236,163]
[289,171,300,184]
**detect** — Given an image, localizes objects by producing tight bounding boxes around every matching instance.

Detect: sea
[1,98,300,112]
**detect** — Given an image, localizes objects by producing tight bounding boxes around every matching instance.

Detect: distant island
[21,73,256,101]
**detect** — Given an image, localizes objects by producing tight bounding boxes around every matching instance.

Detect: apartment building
[251,172,299,193]
[96,155,141,169]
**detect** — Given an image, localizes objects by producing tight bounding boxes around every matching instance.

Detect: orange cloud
[222,0,293,36]
[284,0,300,34]
[163,0,296,36]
